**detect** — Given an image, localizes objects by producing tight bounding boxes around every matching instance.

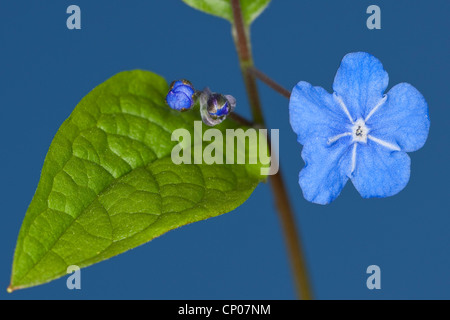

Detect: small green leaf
[181,0,271,25]
[9,70,267,291]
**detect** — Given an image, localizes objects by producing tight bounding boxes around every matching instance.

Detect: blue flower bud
[207,93,231,117]
[199,88,236,126]
[165,80,196,111]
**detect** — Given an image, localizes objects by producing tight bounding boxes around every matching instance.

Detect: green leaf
[181,0,271,25]
[9,70,267,291]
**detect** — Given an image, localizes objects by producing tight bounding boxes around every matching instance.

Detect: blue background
[1,0,449,299]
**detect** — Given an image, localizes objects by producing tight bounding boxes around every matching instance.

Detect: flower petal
[299,136,353,205]
[333,52,389,119]
[366,83,430,152]
[174,85,194,97]
[351,140,411,198]
[289,81,351,145]
[166,91,192,110]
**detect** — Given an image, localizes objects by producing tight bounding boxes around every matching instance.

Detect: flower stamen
[351,119,369,143]
[355,126,363,136]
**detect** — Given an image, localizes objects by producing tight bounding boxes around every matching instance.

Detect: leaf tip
[6,285,14,293]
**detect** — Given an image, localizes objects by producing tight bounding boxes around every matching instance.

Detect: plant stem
[249,67,291,99]
[228,113,254,127]
[230,0,313,300]
[230,2,263,126]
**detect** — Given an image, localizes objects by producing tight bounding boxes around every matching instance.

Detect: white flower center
[351,119,369,143]
[327,95,401,176]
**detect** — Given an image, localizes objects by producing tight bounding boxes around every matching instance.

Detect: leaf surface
[181,0,271,25]
[9,70,266,290]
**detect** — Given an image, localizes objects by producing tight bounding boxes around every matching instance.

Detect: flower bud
[200,89,236,126]
[165,80,196,111]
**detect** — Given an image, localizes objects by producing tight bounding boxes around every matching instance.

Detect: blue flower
[289,52,430,205]
[166,80,196,111]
